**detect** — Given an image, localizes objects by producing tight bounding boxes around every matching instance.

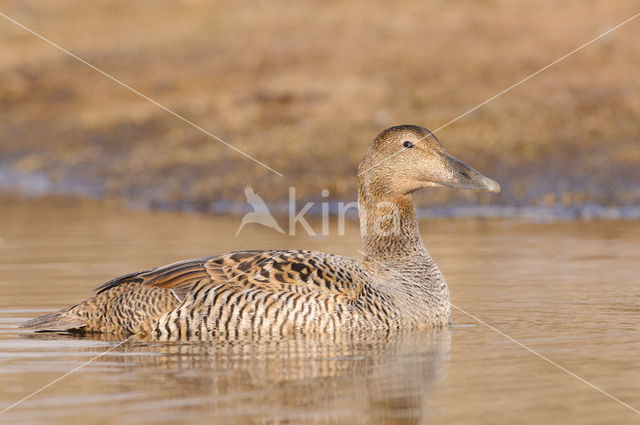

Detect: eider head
[358,125,501,197]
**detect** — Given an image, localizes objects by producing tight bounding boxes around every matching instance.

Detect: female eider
[21,125,500,338]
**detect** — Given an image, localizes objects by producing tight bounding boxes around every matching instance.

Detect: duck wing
[140,249,363,301]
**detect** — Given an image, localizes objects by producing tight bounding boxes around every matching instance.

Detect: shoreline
[2,164,638,222]
[1,185,638,222]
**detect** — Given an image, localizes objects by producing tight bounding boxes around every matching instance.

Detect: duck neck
[358,186,427,262]
[356,176,450,326]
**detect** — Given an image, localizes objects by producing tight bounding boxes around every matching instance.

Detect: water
[1,195,639,424]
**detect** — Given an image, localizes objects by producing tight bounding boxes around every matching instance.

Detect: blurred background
[1,0,639,216]
[2,4,640,423]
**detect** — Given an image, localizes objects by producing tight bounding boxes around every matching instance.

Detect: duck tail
[19,310,87,332]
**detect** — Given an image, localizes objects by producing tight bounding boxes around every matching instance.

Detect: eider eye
[403,141,414,148]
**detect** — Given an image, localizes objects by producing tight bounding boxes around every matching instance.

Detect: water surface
[1,196,639,424]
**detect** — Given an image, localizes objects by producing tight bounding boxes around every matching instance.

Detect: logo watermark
[236,186,400,237]
[236,187,285,235]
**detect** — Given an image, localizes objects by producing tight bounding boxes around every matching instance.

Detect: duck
[21,125,500,338]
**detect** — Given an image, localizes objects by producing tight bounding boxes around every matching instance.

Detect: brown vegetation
[1,0,639,210]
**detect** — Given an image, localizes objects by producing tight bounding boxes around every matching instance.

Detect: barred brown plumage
[20,125,500,338]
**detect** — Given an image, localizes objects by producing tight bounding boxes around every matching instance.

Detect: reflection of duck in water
[21,125,499,338]
[32,329,450,425]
